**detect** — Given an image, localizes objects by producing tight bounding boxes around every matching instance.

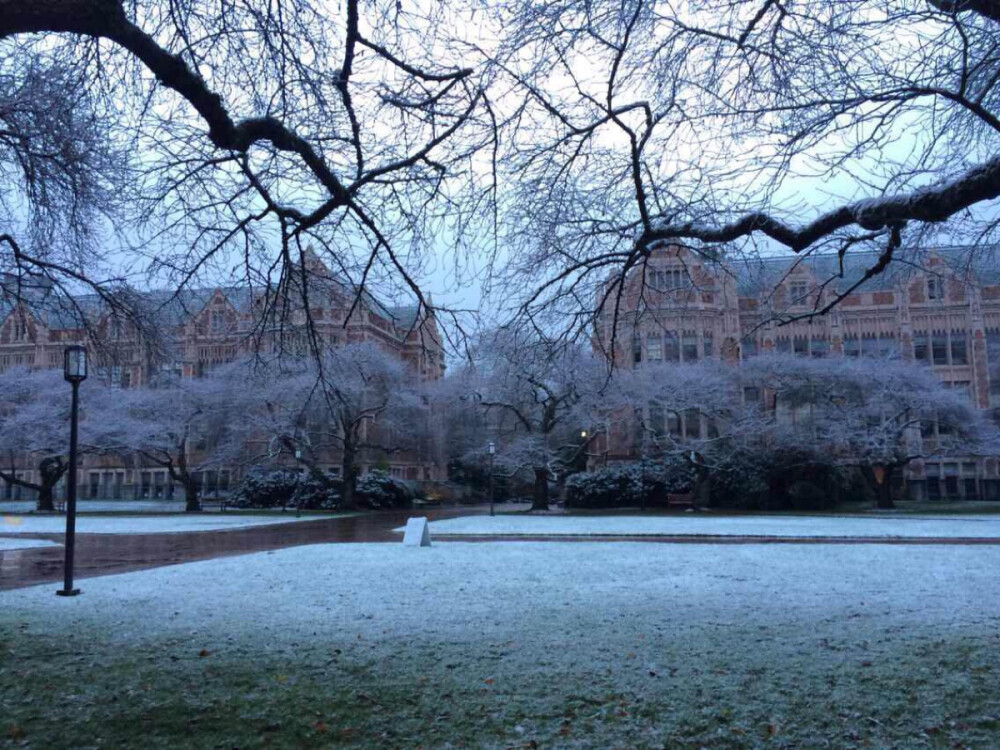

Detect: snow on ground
[0,500,231,513]
[0,513,331,535]
[4,541,998,648]
[0,536,61,551]
[4,541,1000,746]
[421,512,1000,538]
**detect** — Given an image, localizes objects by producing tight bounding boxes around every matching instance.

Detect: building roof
[723,245,1000,297]
[0,273,419,337]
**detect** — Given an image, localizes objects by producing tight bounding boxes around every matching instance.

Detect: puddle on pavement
[0,508,484,591]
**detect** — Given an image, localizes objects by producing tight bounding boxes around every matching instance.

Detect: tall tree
[0,0,490,340]
[465,330,605,511]
[740,354,997,508]
[105,365,247,511]
[0,367,118,511]
[248,342,426,509]
[489,1,1000,338]
[0,51,147,335]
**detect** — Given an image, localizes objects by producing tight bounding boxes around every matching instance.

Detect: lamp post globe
[63,345,88,383]
[57,345,87,597]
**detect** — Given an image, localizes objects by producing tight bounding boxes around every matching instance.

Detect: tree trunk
[694,471,711,508]
[340,447,358,510]
[531,467,550,512]
[36,483,56,512]
[0,469,43,509]
[37,456,67,512]
[183,479,201,512]
[875,472,895,510]
[863,465,896,510]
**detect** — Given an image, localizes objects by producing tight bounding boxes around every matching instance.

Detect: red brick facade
[0,253,445,501]
[593,245,1000,500]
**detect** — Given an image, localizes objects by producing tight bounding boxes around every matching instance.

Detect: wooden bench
[666,492,694,508]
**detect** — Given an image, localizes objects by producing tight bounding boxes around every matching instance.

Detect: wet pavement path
[5,508,1000,592]
[0,508,482,592]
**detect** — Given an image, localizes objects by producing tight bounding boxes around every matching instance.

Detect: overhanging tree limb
[640,157,1000,253]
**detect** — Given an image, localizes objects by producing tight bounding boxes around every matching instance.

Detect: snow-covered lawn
[423,512,1000,538]
[0,513,333,535]
[8,540,997,640]
[2,541,1000,747]
[0,500,190,514]
[0,536,61,551]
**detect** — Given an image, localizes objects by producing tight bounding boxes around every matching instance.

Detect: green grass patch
[3,620,1000,748]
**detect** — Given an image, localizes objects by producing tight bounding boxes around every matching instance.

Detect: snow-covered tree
[0,51,148,334]
[0,367,73,510]
[613,360,741,454]
[427,367,492,476]
[247,342,426,510]
[488,1,1000,336]
[463,330,607,511]
[104,366,249,512]
[739,354,998,508]
[0,367,119,511]
[0,1,488,340]
[607,359,744,504]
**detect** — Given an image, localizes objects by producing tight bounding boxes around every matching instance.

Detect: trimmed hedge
[707,447,843,511]
[231,470,422,511]
[229,473,341,510]
[565,447,847,511]
[354,470,416,510]
[565,457,694,509]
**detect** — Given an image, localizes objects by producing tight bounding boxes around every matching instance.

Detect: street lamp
[488,441,495,517]
[640,430,648,513]
[58,345,87,597]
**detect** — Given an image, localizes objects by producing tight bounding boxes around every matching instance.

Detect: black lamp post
[57,345,87,597]
[488,441,495,517]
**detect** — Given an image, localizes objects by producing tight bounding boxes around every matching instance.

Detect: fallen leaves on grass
[4,725,24,740]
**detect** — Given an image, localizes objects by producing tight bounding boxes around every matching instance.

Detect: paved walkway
[4,508,1000,591]
[0,508,477,591]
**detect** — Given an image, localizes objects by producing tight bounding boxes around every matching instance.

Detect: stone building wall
[592,244,1000,501]
[0,253,446,502]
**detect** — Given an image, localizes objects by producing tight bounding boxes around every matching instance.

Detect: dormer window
[210,310,226,333]
[789,281,807,304]
[927,277,941,300]
[649,268,690,290]
[13,319,28,341]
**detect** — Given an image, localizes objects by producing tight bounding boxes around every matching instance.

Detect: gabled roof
[386,305,420,329]
[727,245,1000,297]
[1,278,420,336]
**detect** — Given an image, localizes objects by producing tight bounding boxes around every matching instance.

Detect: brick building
[0,251,446,502]
[593,244,1000,501]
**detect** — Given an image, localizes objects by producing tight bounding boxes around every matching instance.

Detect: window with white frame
[927,277,942,300]
[950,331,968,365]
[663,331,680,361]
[646,335,662,362]
[682,331,698,361]
[789,281,807,304]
